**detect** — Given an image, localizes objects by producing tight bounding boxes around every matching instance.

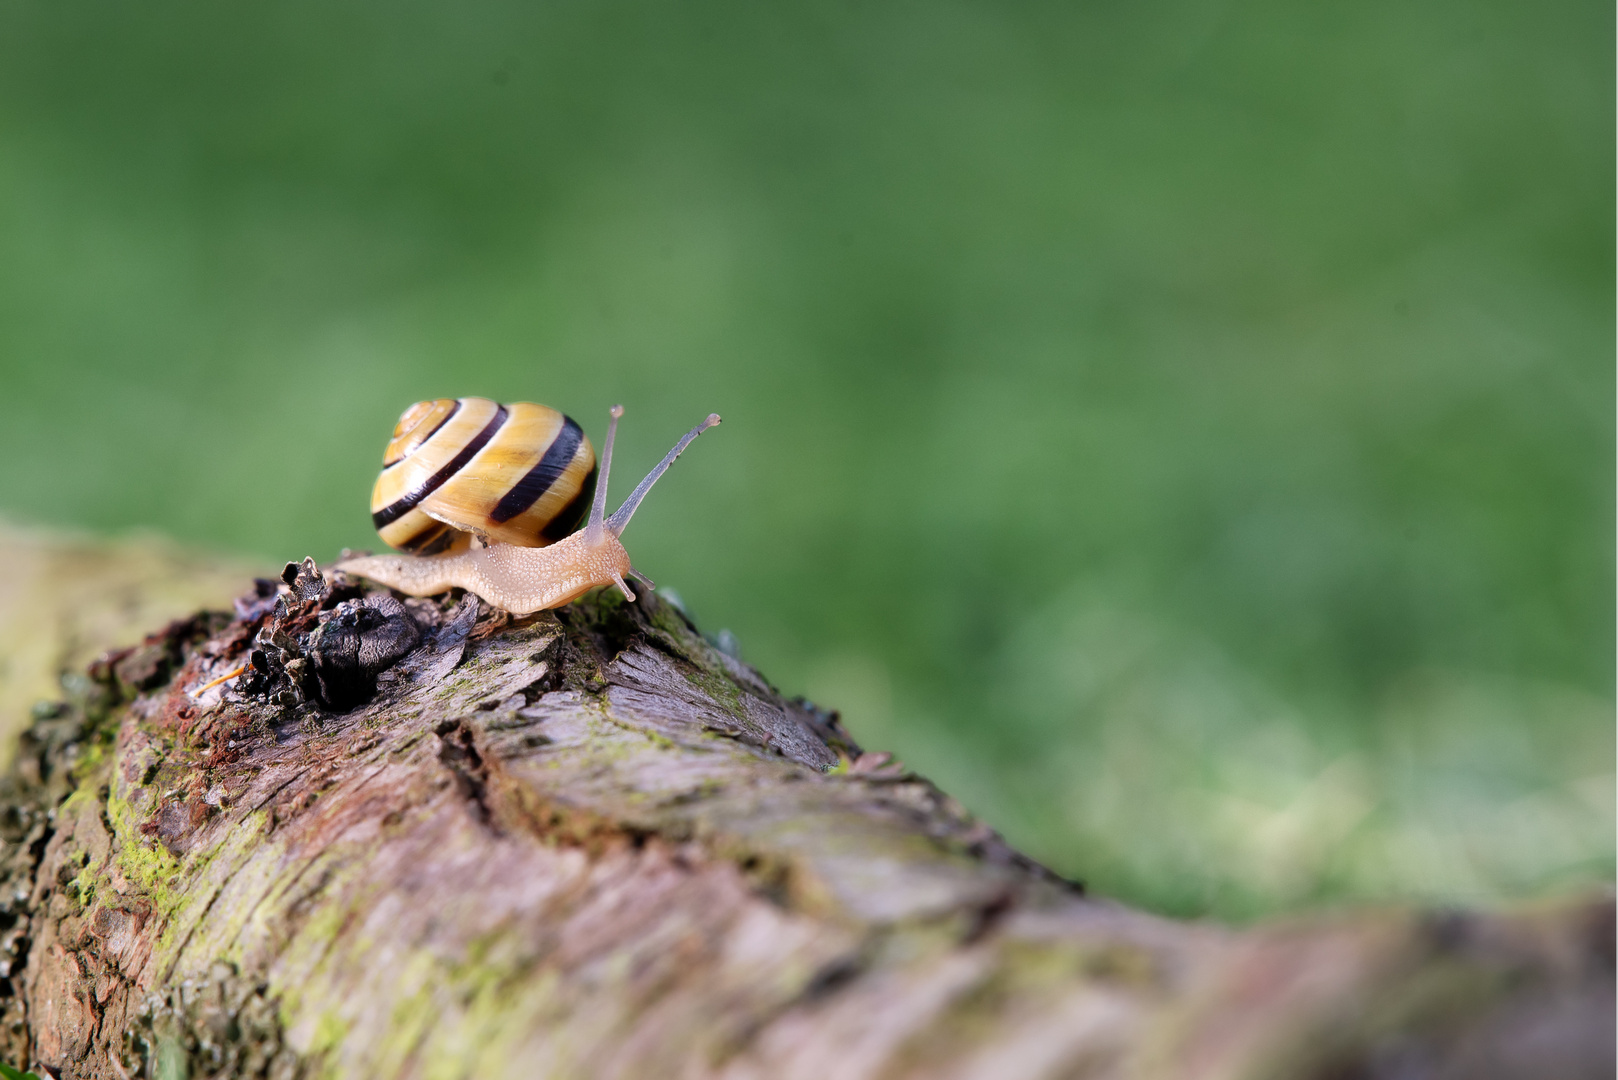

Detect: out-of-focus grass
[0,0,1609,917]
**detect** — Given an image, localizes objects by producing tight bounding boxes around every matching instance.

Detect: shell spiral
[369,398,598,554]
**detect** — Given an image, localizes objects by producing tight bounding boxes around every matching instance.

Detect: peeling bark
[0,564,1609,1080]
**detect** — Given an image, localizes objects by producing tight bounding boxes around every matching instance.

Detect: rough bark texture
[0,519,256,772]
[0,546,1610,1080]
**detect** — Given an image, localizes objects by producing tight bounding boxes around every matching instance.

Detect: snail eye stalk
[606,413,722,538]
[585,405,624,545]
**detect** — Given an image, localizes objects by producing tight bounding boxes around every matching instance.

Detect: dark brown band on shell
[373,405,509,529]
[541,464,596,541]
[489,415,587,525]
[411,524,463,556]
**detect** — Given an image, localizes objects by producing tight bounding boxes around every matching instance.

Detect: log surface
[0,554,1609,1080]
[0,519,254,771]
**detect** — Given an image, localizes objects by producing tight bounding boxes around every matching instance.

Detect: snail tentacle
[605,413,721,537]
[610,573,636,603]
[586,404,624,546]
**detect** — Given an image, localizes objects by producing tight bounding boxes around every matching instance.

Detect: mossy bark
[0,545,1610,1080]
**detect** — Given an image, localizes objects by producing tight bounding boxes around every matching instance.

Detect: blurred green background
[0,0,1610,918]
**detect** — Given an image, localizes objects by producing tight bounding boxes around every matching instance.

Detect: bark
[0,547,1609,1080]
[0,519,256,772]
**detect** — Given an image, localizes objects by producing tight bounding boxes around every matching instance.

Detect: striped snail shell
[369,397,598,555]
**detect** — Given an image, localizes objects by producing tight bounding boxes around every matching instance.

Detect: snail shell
[369,397,598,555]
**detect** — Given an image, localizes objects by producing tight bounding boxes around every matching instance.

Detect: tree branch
[0,549,1609,1079]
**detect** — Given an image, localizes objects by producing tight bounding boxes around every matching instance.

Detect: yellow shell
[369,398,598,554]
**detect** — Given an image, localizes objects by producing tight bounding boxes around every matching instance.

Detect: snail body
[339,403,720,615]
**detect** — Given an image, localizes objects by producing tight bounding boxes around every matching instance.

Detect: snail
[336,398,720,614]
